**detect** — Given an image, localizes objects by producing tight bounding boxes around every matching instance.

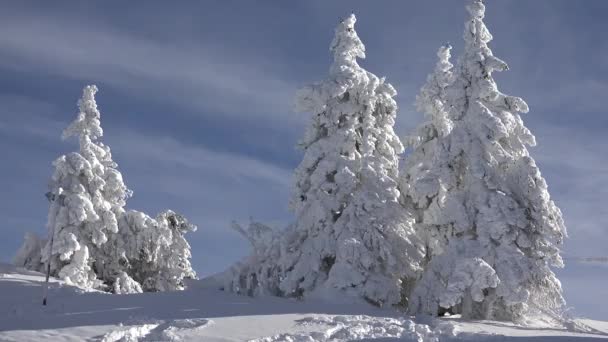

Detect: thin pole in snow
[43,191,58,306]
[42,230,54,306]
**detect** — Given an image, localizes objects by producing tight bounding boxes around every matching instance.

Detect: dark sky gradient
[1,0,606,308]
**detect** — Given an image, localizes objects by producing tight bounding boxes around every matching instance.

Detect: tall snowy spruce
[224,15,423,307]
[19,85,198,293]
[42,85,131,289]
[405,0,566,322]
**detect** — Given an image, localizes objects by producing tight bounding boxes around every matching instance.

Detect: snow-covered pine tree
[41,85,131,289]
[154,210,198,291]
[224,14,423,307]
[32,85,198,293]
[117,209,198,292]
[407,0,566,322]
[400,45,455,263]
[410,44,454,147]
[222,220,283,297]
[13,232,46,272]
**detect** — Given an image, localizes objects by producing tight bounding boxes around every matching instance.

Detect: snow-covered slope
[0,263,606,341]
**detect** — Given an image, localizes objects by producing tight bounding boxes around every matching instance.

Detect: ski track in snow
[250,315,457,342]
[100,318,213,342]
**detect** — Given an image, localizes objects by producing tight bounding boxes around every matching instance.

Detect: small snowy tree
[115,209,197,292]
[406,0,566,322]
[225,15,423,307]
[19,85,198,294]
[13,232,46,271]
[41,85,131,289]
[222,220,283,297]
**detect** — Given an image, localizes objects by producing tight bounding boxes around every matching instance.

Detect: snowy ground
[0,263,606,342]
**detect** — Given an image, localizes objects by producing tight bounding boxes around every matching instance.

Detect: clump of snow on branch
[404,0,566,322]
[16,85,197,293]
[224,14,424,307]
[409,240,499,316]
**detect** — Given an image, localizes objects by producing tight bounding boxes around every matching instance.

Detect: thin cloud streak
[531,124,608,257]
[108,128,292,190]
[0,12,298,123]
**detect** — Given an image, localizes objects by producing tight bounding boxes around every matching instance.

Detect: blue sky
[1,0,607,285]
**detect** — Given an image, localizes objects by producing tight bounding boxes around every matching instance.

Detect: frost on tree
[400,45,455,262]
[223,220,283,297]
[117,209,198,292]
[14,232,46,271]
[225,15,423,307]
[406,0,566,321]
[16,85,197,293]
[40,85,131,289]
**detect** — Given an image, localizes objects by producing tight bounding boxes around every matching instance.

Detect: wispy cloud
[0,11,299,123]
[531,124,608,257]
[0,94,293,201]
[0,94,66,141]
[534,79,608,114]
[0,94,293,240]
[108,128,292,190]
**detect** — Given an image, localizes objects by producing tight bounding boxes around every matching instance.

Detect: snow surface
[1,263,606,341]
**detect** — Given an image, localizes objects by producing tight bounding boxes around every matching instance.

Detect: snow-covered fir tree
[41,85,131,289]
[224,14,423,307]
[13,232,46,272]
[117,209,198,292]
[223,220,283,297]
[410,44,454,146]
[405,0,566,322]
[19,85,197,293]
[400,45,455,263]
